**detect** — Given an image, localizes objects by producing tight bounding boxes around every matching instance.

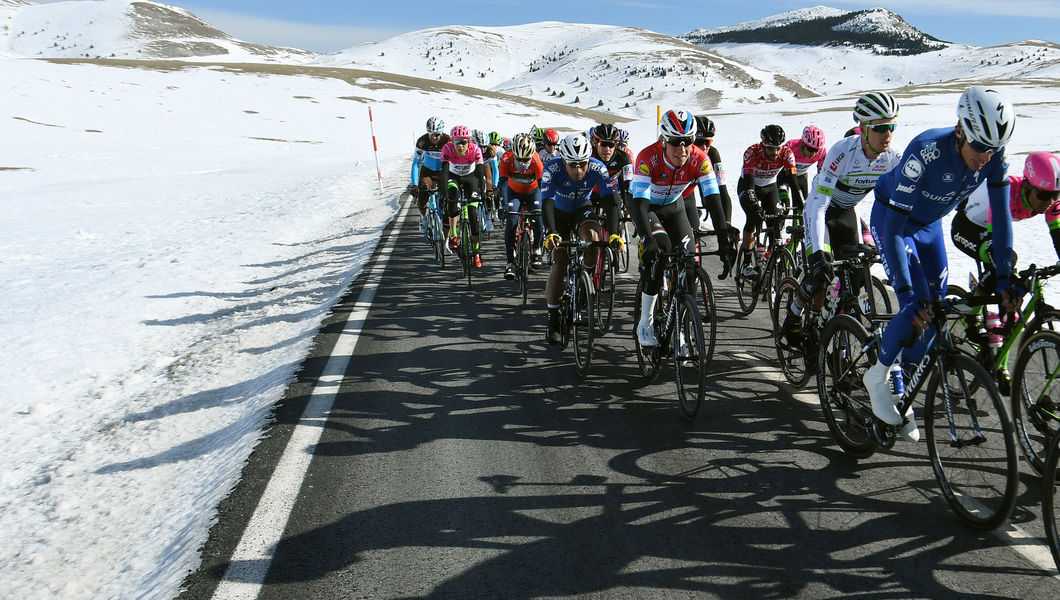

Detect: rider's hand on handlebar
[608,234,625,252]
[544,233,562,252]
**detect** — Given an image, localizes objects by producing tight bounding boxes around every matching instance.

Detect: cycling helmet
[660,109,696,139]
[618,129,630,145]
[488,131,502,146]
[558,133,592,162]
[592,123,620,143]
[450,125,470,139]
[801,125,825,151]
[760,124,785,147]
[544,129,560,145]
[512,134,536,161]
[694,115,716,140]
[1024,151,1060,192]
[957,85,1015,150]
[853,92,899,123]
[426,116,445,134]
[502,138,512,151]
[472,129,488,147]
[533,127,544,141]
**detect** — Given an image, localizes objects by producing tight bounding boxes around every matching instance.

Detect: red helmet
[544,129,560,144]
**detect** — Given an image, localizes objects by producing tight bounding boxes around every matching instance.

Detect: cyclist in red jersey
[737,124,804,277]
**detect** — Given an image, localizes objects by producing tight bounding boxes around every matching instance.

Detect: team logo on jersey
[902,157,924,181]
[638,162,651,176]
[920,142,940,164]
[660,172,669,180]
[541,169,552,185]
[699,160,712,175]
[943,172,955,183]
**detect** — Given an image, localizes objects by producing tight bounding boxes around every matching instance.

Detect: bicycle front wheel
[816,314,877,459]
[694,266,717,368]
[517,232,531,307]
[633,279,662,382]
[772,276,812,388]
[1043,430,1060,572]
[432,212,446,268]
[926,352,1018,530]
[572,270,595,377]
[595,247,616,336]
[674,295,707,421]
[1010,331,1060,476]
[735,246,759,314]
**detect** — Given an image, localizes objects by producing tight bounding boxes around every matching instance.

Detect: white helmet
[957,86,1015,150]
[558,133,592,162]
[853,92,899,123]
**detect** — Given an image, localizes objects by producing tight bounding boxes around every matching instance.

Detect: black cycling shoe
[504,263,517,281]
[547,309,563,346]
[782,310,803,347]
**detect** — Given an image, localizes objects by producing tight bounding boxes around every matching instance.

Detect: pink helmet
[802,125,825,151]
[450,125,470,139]
[1024,151,1060,192]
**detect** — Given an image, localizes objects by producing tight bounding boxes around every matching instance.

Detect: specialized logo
[943,172,954,183]
[902,157,924,181]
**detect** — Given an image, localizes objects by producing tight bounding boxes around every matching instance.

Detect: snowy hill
[315,21,819,118]
[681,6,948,55]
[0,0,313,62]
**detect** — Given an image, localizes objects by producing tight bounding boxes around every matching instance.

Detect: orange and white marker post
[368,106,384,194]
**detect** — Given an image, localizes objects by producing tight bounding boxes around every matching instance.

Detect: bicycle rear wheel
[517,231,531,307]
[1043,430,1060,572]
[870,275,892,314]
[926,352,1018,530]
[674,295,707,421]
[763,247,795,312]
[816,314,878,458]
[735,246,759,314]
[772,276,812,388]
[595,247,615,336]
[432,211,445,268]
[461,221,473,289]
[694,266,717,368]
[1010,331,1060,476]
[572,270,595,376]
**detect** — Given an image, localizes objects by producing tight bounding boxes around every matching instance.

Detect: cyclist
[631,109,724,346]
[951,151,1060,274]
[783,92,903,342]
[787,125,827,199]
[737,124,805,277]
[439,125,488,268]
[409,117,451,229]
[475,130,499,223]
[538,129,562,164]
[678,115,731,241]
[863,86,1018,442]
[500,134,546,280]
[541,133,622,346]
[590,123,634,223]
[692,115,733,225]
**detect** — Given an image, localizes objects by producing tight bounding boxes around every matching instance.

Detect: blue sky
[43,1,1060,52]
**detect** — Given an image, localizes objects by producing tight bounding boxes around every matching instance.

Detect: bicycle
[774,245,891,388]
[421,187,446,267]
[735,208,802,315]
[816,296,1018,530]
[555,238,609,377]
[633,247,714,420]
[511,210,536,307]
[451,191,476,290]
[1042,428,1060,571]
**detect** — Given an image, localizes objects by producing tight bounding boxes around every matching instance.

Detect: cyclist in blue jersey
[541,133,623,346]
[409,117,451,229]
[863,86,1018,442]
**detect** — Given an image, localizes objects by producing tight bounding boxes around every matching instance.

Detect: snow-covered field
[1,2,1059,600]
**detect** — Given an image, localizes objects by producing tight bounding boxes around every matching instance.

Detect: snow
[1,2,1059,599]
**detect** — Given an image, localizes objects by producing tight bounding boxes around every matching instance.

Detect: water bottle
[888,363,905,400]
[985,310,1002,350]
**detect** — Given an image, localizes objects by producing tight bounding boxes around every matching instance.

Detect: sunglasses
[762,144,781,152]
[453,139,469,145]
[802,144,819,153]
[694,138,710,147]
[428,132,442,137]
[967,138,1000,154]
[869,123,897,133]
[665,137,694,147]
[566,160,589,169]
[1032,186,1060,203]
[545,141,557,146]
[597,141,616,148]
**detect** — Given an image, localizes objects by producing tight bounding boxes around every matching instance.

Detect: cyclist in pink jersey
[440,125,488,267]
[951,151,1060,277]
[785,125,827,199]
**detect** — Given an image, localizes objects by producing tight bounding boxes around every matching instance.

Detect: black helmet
[592,123,620,143]
[761,124,785,147]
[695,115,716,140]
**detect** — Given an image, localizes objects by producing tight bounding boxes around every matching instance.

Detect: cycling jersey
[785,139,826,177]
[591,147,634,197]
[411,133,450,183]
[962,174,1060,229]
[441,141,485,177]
[805,135,901,253]
[540,157,613,213]
[538,147,561,164]
[741,143,798,188]
[631,141,720,206]
[482,145,499,187]
[498,152,544,196]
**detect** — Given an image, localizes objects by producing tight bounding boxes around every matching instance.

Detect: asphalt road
[181,200,1060,599]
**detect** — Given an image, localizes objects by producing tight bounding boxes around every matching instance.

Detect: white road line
[211,199,409,600]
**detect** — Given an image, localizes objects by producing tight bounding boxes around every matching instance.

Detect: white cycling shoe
[637,322,659,347]
[864,361,920,442]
